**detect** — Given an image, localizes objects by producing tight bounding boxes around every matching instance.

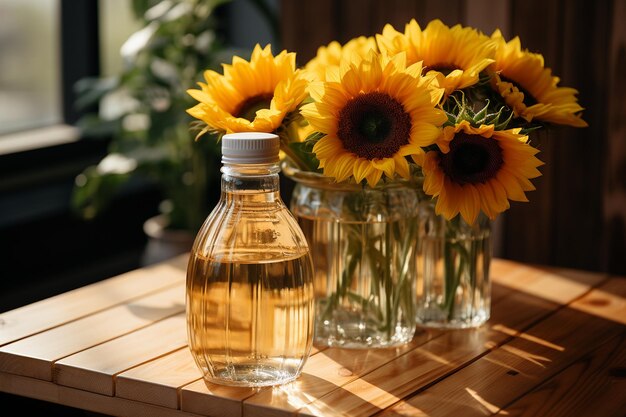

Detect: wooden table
[1,254,624,417]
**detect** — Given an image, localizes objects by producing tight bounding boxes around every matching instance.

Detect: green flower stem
[323,224,360,320]
[442,216,473,320]
[384,221,393,337]
[468,235,478,317]
[280,141,310,171]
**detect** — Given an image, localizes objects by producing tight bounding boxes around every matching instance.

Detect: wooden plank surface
[115,344,322,411]
[178,345,325,416]
[116,347,202,409]
[244,263,607,417]
[294,293,549,417]
[382,278,626,417]
[0,284,185,380]
[486,259,607,305]
[181,378,258,417]
[496,333,626,417]
[54,313,188,396]
[0,254,187,347]
[0,371,207,417]
[294,265,607,416]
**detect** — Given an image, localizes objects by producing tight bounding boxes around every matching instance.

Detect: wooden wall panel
[555,0,611,270]
[605,0,626,274]
[502,0,563,268]
[504,0,614,273]
[464,0,510,38]
[280,0,336,66]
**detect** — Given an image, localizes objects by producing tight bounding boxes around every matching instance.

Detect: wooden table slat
[496,333,626,417]
[0,371,210,417]
[179,345,327,416]
[487,259,608,304]
[0,284,185,381]
[242,329,440,417]
[181,379,258,417]
[238,259,529,417]
[54,313,188,396]
[115,347,202,409]
[0,254,187,347]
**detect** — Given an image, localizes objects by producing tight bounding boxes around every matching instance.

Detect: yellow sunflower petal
[323,153,353,183]
[393,154,410,179]
[353,158,374,183]
[365,168,383,187]
[300,103,337,134]
[371,158,395,178]
[312,135,342,160]
[459,185,480,225]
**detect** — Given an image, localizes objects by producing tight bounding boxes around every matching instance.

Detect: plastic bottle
[186,132,314,387]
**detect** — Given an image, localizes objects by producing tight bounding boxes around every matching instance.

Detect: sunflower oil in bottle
[186,132,314,387]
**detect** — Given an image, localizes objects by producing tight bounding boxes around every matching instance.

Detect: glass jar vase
[283,163,420,348]
[415,200,492,328]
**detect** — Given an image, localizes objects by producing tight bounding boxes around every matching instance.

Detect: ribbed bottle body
[186,162,314,387]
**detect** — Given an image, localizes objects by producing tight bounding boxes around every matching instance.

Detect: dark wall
[0,140,162,313]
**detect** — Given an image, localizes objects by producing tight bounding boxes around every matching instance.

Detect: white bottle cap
[221,132,281,164]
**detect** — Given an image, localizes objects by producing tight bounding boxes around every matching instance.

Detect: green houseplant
[71,0,238,248]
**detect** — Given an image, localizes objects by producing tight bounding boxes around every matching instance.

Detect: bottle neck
[220,162,281,197]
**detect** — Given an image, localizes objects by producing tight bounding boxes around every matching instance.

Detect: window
[0,0,61,135]
[98,0,142,77]
[0,0,140,154]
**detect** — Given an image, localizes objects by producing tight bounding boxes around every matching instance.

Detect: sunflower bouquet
[187,19,586,337]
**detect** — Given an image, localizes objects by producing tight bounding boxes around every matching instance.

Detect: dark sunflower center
[439,132,503,185]
[500,76,538,107]
[337,92,411,160]
[424,63,461,76]
[234,93,273,121]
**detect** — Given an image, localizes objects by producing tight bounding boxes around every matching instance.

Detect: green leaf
[76,115,121,139]
[71,166,134,220]
[74,77,119,111]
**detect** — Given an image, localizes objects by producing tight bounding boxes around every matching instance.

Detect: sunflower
[305,36,378,81]
[186,44,309,136]
[419,121,543,224]
[491,30,587,128]
[300,51,447,187]
[376,19,495,95]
